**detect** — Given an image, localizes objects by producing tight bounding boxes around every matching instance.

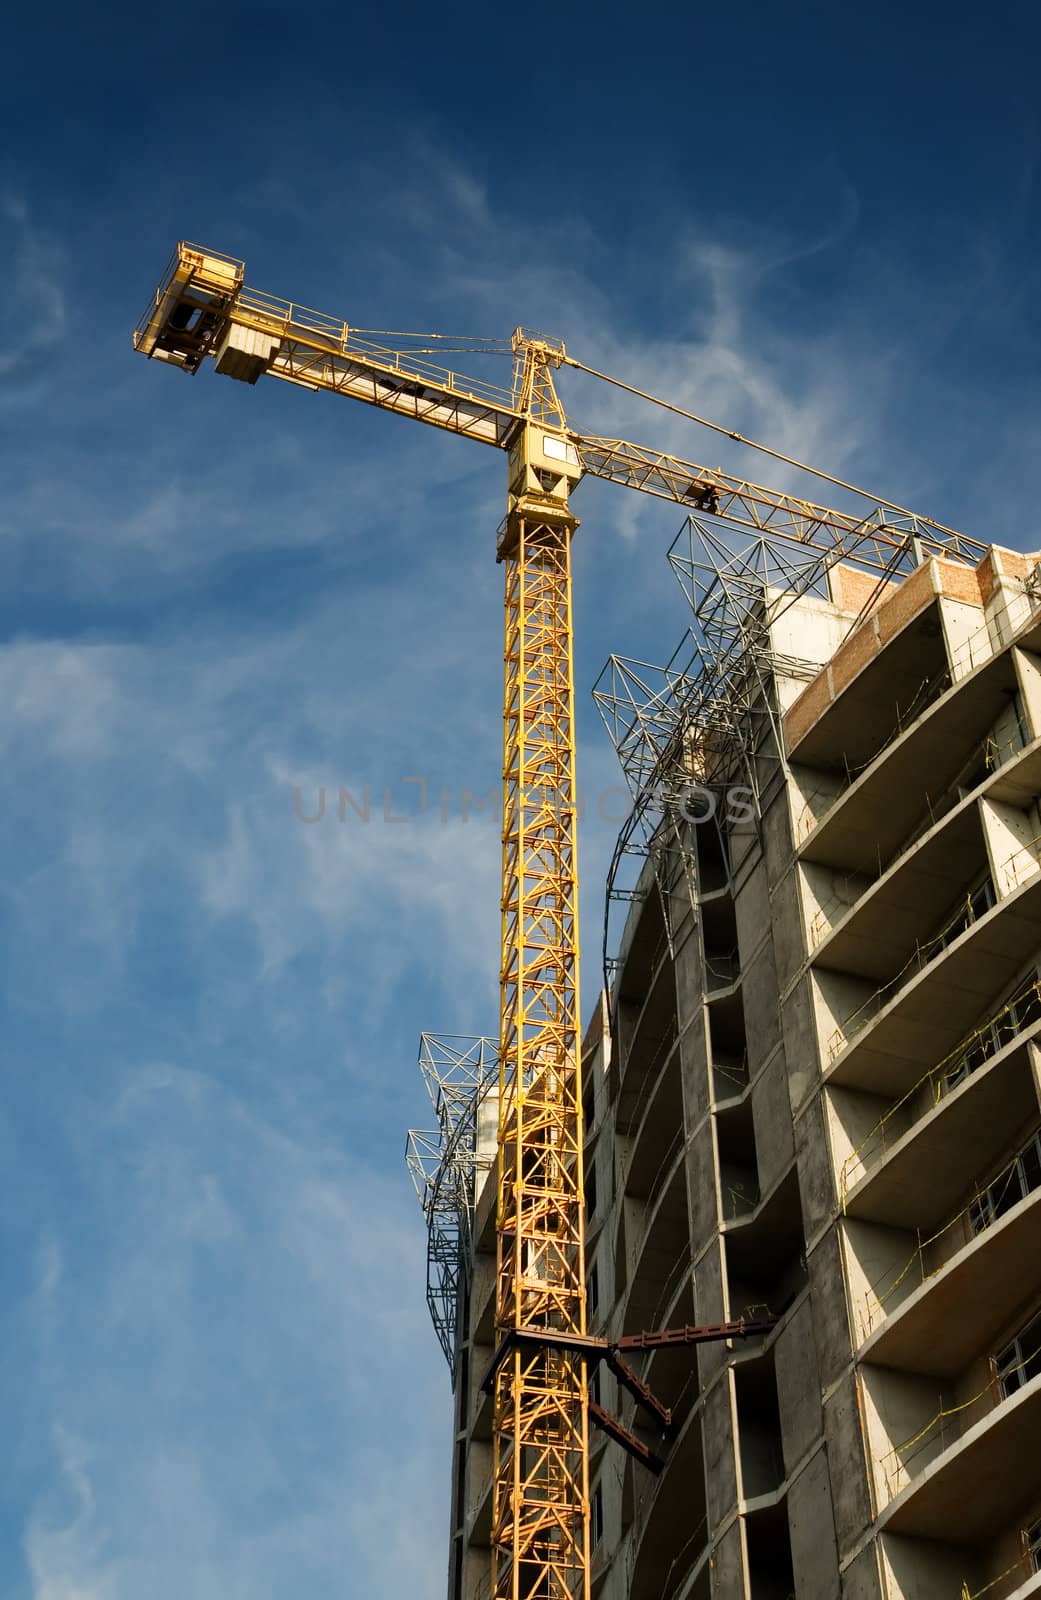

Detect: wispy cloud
[20,1062,450,1600]
[0,193,65,382]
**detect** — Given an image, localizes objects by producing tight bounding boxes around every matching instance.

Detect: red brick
[935,559,983,607]
[973,546,1031,607]
[876,562,937,645]
[784,670,834,752]
[828,564,899,616]
[829,621,881,697]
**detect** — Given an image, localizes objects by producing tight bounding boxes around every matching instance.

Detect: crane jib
[134,244,986,577]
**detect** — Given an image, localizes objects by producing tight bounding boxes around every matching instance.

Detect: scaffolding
[405,1032,499,1374]
[594,517,849,985]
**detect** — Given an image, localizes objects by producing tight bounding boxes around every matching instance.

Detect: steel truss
[496,511,589,1600]
[594,518,844,980]
[406,1033,499,1371]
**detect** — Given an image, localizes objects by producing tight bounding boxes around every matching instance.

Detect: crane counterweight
[214,323,279,384]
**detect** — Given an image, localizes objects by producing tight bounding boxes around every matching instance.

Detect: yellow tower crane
[134,244,988,1600]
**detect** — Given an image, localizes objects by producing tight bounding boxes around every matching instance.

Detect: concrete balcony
[947,1544,1041,1600]
[581,1046,607,1164]
[670,1551,712,1600]
[588,1532,614,1598]
[616,949,678,1134]
[823,873,1041,1097]
[469,1364,494,1443]
[613,854,669,1009]
[461,1545,495,1600]
[465,1441,494,1546]
[624,1033,683,1209]
[796,645,1022,873]
[724,1167,805,1322]
[840,1023,1041,1226]
[717,1095,759,1221]
[858,1185,1041,1374]
[625,1402,708,1600]
[474,1160,498,1255]
[1004,1571,1041,1600]
[706,983,746,1074]
[724,1163,801,1247]
[624,1150,691,1331]
[810,799,990,981]
[700,883,737,954]
[786,589,951,780]
[632,1275,698,1424]
[744,1497,796,1598]
[472,1266,495,1349]
[712,1051,750,1104]
[704,949,741,996]
[878,1373,1041,1544]
[734,1347,785,1500]
[807,734,1041,957]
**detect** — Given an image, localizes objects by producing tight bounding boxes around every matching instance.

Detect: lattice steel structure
[595,519,846,980]
[406,1033,499,1370]
[496,501,589,1600]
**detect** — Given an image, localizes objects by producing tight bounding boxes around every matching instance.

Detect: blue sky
[1,3,1039,1596]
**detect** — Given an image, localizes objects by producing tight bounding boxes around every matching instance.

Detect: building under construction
[412,526,1041,1600]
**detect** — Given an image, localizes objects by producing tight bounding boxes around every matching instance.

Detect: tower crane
[134,244,987,1600]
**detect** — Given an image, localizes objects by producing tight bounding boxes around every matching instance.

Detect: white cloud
[25,1428,117,1600]
[1,642,121,761]
[21,1064,450,1600]
[0,193,65,381]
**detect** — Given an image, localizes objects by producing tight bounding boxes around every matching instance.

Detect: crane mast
[496,382,588,1598]
[134,245,986,1600]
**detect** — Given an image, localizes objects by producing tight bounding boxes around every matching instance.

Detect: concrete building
[439,538,1041,1600]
